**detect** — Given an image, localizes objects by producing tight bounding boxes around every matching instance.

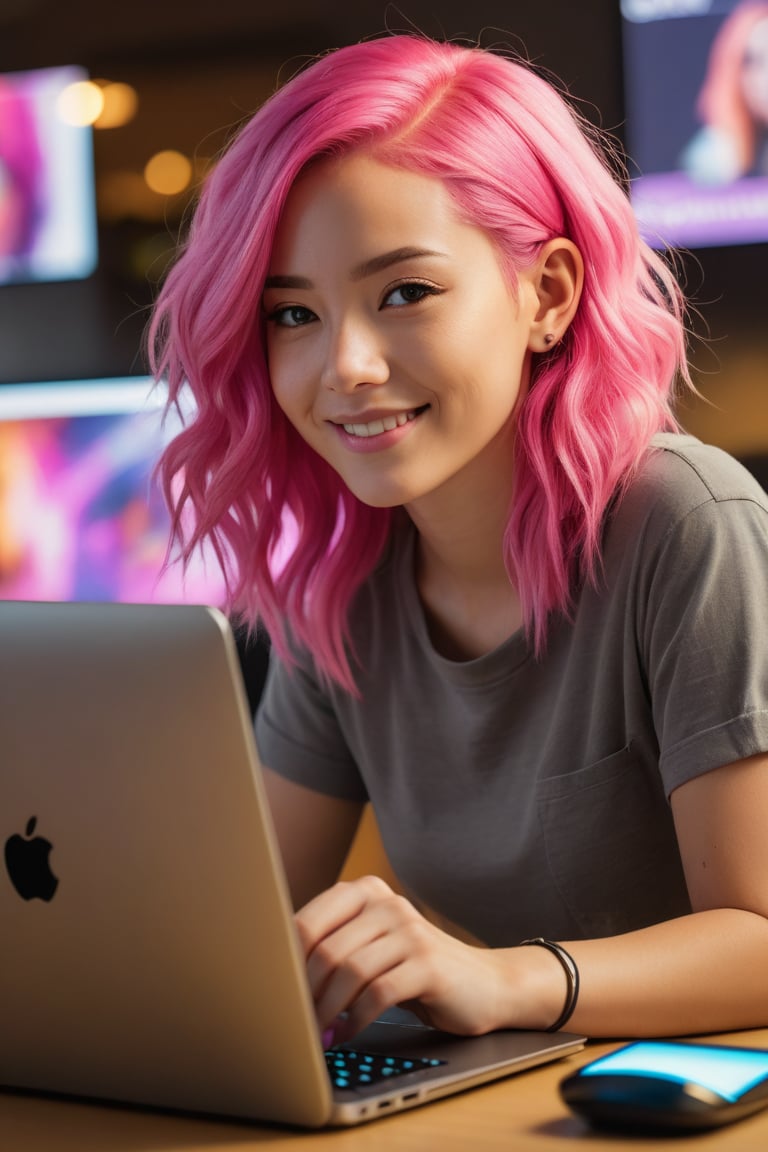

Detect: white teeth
[343,409,418,437]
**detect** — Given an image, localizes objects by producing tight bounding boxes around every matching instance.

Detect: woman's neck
[405,439,523,660]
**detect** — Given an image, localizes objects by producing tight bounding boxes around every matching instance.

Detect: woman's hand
[295,875,556,1043]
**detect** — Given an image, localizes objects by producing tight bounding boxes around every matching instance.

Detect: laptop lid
[0,600,584,1127]
[0,600,333,1126]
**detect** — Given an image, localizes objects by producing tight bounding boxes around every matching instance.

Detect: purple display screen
[621,0,768,248]
[0,64,98,285]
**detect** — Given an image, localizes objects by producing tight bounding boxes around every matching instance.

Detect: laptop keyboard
[325,1048,446,1090]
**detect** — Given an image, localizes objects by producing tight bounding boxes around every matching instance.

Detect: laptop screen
[0,376,227,607]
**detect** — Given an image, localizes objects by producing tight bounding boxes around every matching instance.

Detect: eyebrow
[263,247,446,291]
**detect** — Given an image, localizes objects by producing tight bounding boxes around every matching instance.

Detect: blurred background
[1,0,767,698]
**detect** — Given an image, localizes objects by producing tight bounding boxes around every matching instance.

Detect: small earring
[543,333,556,347]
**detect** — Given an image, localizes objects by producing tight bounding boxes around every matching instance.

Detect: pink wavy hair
[149,34,690,692]
[696,1,768,176]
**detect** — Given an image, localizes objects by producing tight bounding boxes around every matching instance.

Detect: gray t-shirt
[255,435,768,944]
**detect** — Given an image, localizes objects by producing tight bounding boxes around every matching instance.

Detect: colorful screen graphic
[0,64,98,285]
[0,378,227,606]
[622,0,768,248]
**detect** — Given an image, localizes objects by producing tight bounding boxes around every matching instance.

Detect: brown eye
[269,305,316,328]
[383,282,440,308]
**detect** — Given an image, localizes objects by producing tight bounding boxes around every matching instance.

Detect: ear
[527,238,584,353]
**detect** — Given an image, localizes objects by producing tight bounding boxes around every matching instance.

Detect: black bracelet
[519,937,580,1032]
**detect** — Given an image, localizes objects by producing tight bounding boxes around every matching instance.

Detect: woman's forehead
[268,153,490,277]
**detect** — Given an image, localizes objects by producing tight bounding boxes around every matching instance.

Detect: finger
[331,948,449,1041]
[305,890,410,998]
[296,875,394,956]
[313,927,414,1031]
[322,1027,334,1048]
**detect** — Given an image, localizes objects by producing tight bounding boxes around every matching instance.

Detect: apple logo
[4,817,59,901]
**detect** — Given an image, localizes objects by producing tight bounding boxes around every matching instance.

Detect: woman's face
[263,153,542,514]
[742,16,768,126]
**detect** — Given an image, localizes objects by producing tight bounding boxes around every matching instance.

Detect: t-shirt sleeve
[254,647,369,802]
[643,493,768,796]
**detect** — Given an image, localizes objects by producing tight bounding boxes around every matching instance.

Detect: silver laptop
[0,600,585,1127]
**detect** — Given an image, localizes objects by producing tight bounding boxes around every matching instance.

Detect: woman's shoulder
[603,433,768,566]
[626,432,768,519]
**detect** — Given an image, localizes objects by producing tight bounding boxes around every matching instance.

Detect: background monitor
[0,63,98,286]
[0,377,226,607]
[621,0,768,249]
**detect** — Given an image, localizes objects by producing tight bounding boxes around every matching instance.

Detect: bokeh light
[56,80,105,126]
[143,150,193,195]
[94,81,139,129]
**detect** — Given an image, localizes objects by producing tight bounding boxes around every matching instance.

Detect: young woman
[150,34,768,1046]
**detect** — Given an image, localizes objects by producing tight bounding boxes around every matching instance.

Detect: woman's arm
[262,766,365,911]
[294,752,768,1042]
[563,749,768,1036]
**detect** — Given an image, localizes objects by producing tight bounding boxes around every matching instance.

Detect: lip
[328,406,422,428]
[328,405,427,453]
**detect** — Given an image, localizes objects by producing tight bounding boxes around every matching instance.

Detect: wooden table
[4,1029,768,1151]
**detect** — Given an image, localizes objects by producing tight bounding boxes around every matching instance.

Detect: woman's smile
[329,405,429,454]
[338,407,421,439]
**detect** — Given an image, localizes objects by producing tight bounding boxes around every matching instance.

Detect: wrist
[519,938,580,1031]
[492,942,575,1031]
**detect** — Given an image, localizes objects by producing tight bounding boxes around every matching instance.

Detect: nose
[320,316,390,393]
